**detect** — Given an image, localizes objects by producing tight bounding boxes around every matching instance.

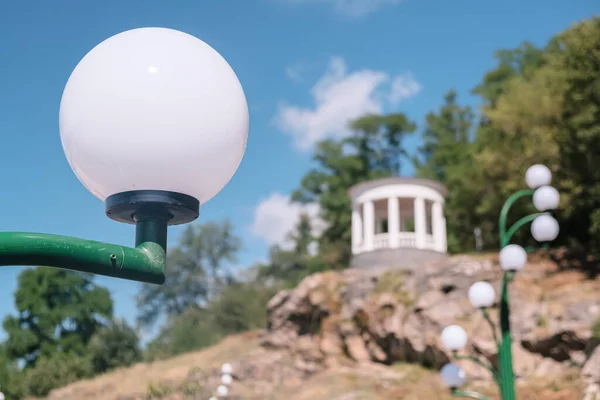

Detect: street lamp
[216,385,229,397]
[440,165,560,400]
[210,362,234,399]
[0,27,249,284]
[441,363,489,399]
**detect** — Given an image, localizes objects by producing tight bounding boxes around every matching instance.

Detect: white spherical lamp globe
[441,325,468,351]
[531,215,560,242]
[468,281,496,308]
[221,362,233,375]
[499,244,527,272]
[440,363,466,388]
[216,384,229,397]
[221,373,233,386]
[59,27,249,205]
[0,392,5,400]
[525,164,552,189]
[533,186,560,211]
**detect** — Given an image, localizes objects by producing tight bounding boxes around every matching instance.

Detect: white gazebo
[348,177,448,268]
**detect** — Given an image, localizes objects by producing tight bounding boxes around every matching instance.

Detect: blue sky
[0,0,596,340]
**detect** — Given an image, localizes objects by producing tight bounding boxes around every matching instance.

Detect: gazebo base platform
[350,247,448,270]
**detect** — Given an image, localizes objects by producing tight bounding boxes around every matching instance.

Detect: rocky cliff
[258,253,600,399]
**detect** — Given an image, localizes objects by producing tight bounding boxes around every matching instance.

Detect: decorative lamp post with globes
[0,27,249,284]
[439,165,561,400]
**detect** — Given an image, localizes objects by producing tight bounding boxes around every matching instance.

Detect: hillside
[38,253,600,400]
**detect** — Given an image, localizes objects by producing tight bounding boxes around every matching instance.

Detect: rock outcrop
[261,254,600,392]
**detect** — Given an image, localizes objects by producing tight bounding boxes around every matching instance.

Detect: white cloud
[389,73,421,105]
[282,0,403,18]
[251,192,324,250]
[274,57,421,151]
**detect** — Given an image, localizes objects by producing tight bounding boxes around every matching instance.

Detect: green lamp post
[0,27,249,284]
[439,164,561,400]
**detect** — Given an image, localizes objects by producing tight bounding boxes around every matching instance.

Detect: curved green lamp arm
[451,388,490,400]
[501,212,549,248]
[499,189,535,244]
[0,217,167,284]
[480,308,500,347]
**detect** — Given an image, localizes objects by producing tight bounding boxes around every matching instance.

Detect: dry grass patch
[42,331,260,400]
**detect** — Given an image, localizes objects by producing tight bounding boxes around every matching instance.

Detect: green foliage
[88,318,142,374]
[0,344,26,399]
[25,352,93,397]
[206,280,278,334]
[137,219,242,327]
[3,268,113,368]
[257,213,329,287]
[550,17,600,256]
[145,279,276,361]
[144,305,222,361]
[465,17,600,261]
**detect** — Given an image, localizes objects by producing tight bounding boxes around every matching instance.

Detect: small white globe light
[0,392,5,400]
[468,281,496,308]
[221,373,233,386]
[216,384,229,397]
[60,27,249,204]
[525,164,552,189]
[221,362,233,375]
[440,363,466,388]
[531,215,560,242]
[533,186,560,211]
[499,244,527,272]
[441,325,468,351]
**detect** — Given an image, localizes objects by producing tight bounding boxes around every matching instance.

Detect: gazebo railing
[354,232,438,254]
[374,233,390,249]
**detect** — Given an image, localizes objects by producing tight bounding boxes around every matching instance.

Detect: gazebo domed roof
[348,176,448,200]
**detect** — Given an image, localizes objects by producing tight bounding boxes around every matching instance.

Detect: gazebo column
[363,200,375,252]
[351,203,363,253]
[414,197,426,249]
[388,196,399,248]
[432,201,447,252]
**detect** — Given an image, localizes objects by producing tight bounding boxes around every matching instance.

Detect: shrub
[25,353,92,396]
[88,319,142,374]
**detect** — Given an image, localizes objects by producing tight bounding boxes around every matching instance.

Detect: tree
[24,352,92,397]
[144,305,223,360]
[549,17,600,259]
[205,280,277,334]
[145,277,277,361]
[455,40,551,249]
[0,344,25,399]
[88,319,142,374]
[257,213,327,286]
[3,268,113,369]
[136,219,242,327]
[468,17,600,256]
[472,41,546,108]
[292,113,416,267]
